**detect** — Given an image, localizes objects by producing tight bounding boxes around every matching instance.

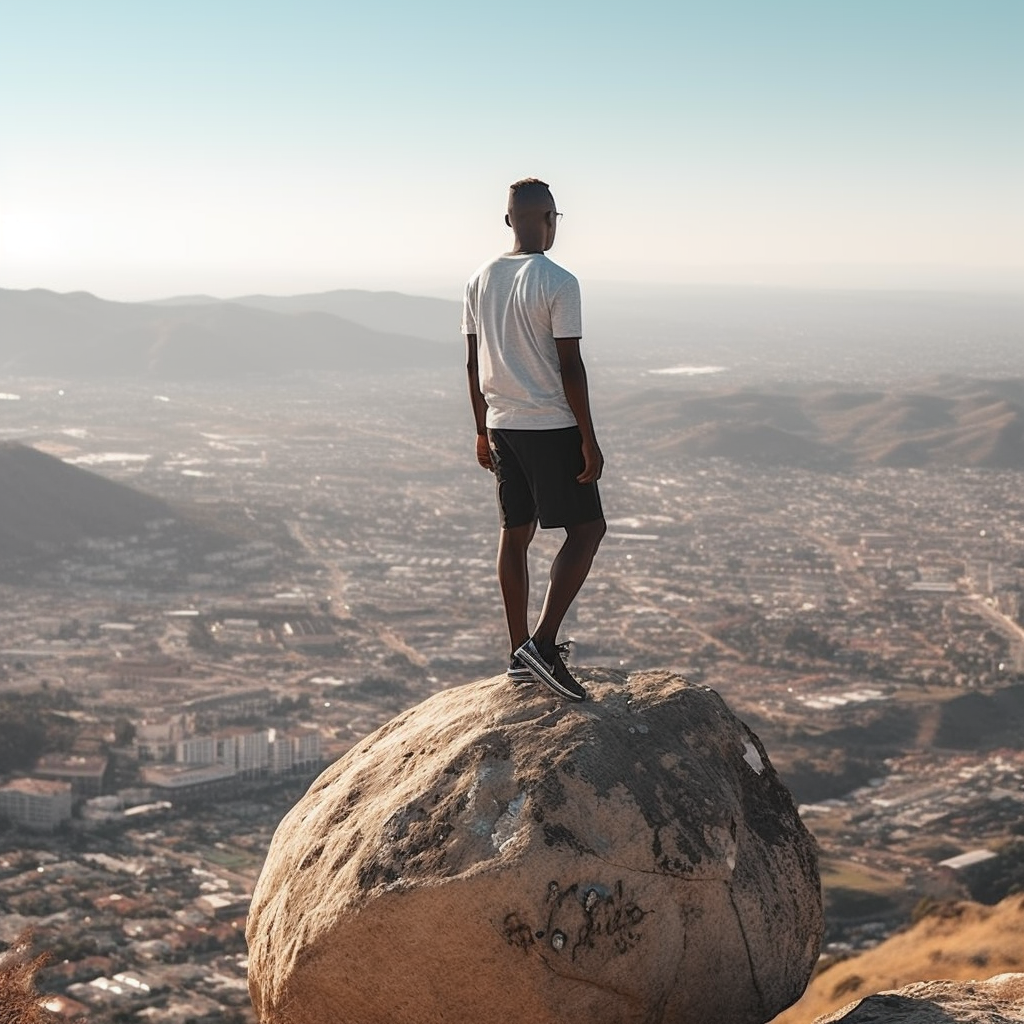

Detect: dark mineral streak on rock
[543,823,594,855]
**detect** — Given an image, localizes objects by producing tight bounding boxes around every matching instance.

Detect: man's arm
[555,338,603,484]
[465,334,493,472]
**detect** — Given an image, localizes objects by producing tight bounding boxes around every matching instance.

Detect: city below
[1,355,1023,1023]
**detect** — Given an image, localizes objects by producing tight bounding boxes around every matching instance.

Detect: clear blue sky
[1,0,1021,299]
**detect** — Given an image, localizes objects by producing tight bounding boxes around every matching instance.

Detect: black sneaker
[507,653,533,682]
[515,638,587,702]
[507,641,571,683]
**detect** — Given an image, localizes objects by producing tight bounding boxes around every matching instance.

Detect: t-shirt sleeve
[461,279,477,335]
[550,276,582,339]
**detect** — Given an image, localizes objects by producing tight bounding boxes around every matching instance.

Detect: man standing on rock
[463,178,606,702]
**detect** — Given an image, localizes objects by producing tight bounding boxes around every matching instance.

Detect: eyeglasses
[550,211,563,222]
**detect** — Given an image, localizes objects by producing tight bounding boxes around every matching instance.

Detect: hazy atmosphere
[3,3,1024,1024]
[2,0,1021,299]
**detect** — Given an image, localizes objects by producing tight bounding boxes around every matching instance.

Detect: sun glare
[0,210,65,262]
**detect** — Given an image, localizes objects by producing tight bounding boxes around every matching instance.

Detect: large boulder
[814,973,1024,1023]
[247,669,822,1024]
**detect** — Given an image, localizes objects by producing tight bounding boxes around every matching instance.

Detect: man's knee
[568,516,606,551]
[500,521,537,551]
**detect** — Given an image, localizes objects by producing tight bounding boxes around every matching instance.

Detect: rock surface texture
[246,669,822,1024]
[814,973,1024,1023]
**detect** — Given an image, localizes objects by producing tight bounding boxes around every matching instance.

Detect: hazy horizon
[6,253,1022,312]
[5,271,1024,309]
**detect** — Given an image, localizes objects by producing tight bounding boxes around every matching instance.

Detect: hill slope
[770,895,1024,1024]
[610,378,1024,469]
[0,288,447,378]
[0,442,227,564]
[222,289,461,344]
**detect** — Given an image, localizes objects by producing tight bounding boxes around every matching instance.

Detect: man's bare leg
[532,517,606,656]
[497,521,537,653]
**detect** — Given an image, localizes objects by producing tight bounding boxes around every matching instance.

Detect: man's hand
[476,433,494,472]
[578,436,603,483]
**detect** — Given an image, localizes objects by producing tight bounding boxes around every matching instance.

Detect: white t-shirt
[462,252,582,430]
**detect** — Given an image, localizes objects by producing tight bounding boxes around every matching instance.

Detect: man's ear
[504,213,512,227]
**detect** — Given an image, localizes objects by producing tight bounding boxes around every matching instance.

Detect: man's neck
[509,227,549,255]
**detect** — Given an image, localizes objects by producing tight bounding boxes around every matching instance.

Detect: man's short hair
[509,177,550,194]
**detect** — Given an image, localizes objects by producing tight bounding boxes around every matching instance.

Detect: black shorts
[488,426,603,530]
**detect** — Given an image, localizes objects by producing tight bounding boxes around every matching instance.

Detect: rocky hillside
[771,895,1024,1024]
[609,377,1024,469]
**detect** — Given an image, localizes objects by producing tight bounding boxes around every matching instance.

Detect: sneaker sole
[515,644,586,702]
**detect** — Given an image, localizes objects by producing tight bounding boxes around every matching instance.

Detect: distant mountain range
[609,377,1024,469]
[147,288,462,345]
[0,442,229,566]
[0,288,455,379]
[4,284,1022,382]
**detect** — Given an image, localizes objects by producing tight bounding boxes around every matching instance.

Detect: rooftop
[1,777,73,796]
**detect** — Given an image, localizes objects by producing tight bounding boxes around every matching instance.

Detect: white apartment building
[217,729,270,777]
[291,728,322,771]
[269,732,294,774]
[0,778,73,831]
[175,735,217,765]
[268,728,322,774]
